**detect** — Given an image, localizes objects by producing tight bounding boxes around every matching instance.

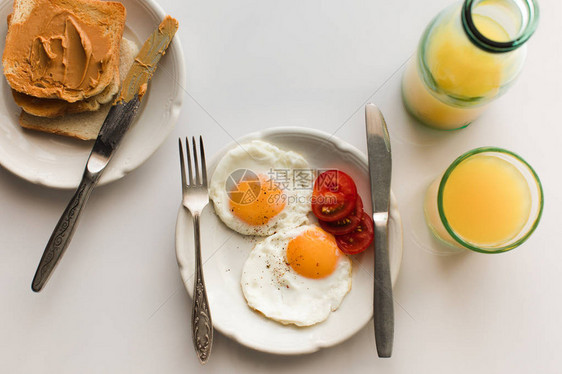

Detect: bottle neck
[461,0,539,53]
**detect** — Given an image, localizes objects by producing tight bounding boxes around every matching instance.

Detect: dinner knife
[365,103,394,357]
[31,16,179,292]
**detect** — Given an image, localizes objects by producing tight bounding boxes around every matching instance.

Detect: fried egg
[241,225,352,326]
[210,141,312,236]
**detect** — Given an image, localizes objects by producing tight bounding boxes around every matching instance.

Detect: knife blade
[31,16,179,292]
[365,103,394,357]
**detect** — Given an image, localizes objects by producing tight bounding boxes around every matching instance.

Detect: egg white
[240,225,352,327]
[210,141,312,236]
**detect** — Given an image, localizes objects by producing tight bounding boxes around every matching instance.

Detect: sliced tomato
[311,170,357,222]
[318,196,363,235]
[335,212,374,255]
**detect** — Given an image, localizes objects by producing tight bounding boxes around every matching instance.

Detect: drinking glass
[424,147,543,253]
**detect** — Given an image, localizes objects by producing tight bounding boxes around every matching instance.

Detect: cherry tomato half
[318,195,363,235]
[311,170,358,222]
[335,212,374,255]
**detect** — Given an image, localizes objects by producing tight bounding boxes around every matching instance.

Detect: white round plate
[0,0,184,189]
[175,127,403,355]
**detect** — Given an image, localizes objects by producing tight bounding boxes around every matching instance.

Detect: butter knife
[365,103,394,357]
[31,16,179,292]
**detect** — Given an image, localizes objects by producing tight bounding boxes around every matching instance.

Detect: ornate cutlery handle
[191,214,213,364]
[31,173,99,292]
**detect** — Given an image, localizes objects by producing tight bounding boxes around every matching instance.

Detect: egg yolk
[286,227,341,279]
[229,174,286,226]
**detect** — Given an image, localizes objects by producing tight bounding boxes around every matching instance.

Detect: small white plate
[0,0,185,189]
[175,127,403,355]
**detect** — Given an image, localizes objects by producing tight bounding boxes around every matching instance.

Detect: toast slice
[3,0,126,102]
[12,34,142,117]
[12,74,120,117]
[19,38,139,140]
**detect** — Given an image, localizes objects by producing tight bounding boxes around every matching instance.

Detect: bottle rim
[461,0,539,53]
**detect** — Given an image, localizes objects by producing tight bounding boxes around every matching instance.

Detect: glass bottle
[402,0,539,130]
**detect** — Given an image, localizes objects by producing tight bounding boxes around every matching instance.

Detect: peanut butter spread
[115,15,177,103]
[6,0,112,95]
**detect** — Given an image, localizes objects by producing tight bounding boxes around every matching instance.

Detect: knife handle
[373,216,394,357]
[31,173,99,292]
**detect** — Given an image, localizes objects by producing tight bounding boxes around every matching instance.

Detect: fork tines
[178,136,208,187]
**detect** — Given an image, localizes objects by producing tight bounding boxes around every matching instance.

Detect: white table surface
[1,0,560,373]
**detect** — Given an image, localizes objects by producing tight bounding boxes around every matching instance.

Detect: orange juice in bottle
[402,0,539,130]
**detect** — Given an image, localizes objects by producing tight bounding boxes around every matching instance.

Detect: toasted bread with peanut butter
[11,74,119,117]
[3,0,125,102]
[19,38,139,140]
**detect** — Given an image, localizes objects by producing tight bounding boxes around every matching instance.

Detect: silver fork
[179,136,213,364]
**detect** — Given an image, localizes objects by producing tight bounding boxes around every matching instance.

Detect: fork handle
[31,172,99,292]
[191,213,213,364]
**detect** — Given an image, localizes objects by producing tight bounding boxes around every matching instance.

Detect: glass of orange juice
[424,147,543,253]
